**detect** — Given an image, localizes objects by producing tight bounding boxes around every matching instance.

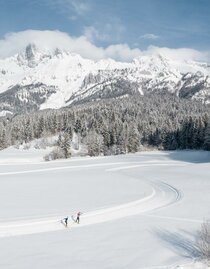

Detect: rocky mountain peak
[16,43,52,68]
[132,54,172,75]
[25,43,37,61]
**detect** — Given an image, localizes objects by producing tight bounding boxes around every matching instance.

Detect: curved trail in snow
[0,162,185,176]
[0,180,182,238]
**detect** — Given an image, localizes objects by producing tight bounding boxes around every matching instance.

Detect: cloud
[0,30,209,63]
[0,30,104,60]
[146,46,209,62]
[140,34,159,40]
[105,44,142,61]
[69,0,90,16]
[83,20,125,43]
[83,26,103,42]
[44,0,90,19]
[71,0,90,15]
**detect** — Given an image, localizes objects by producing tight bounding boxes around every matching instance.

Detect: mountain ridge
[0,43,210,115]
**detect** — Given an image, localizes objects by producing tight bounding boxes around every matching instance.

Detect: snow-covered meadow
[0,148,210,269]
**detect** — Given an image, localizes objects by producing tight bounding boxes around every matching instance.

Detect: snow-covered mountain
[0,43,210,115]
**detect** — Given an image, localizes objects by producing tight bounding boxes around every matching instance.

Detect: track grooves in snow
[0,180,182,238]
[0,162,185,176]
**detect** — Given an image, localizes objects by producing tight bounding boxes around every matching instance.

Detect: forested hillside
[0,93,210,156]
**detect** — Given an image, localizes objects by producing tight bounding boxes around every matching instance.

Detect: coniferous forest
[0,93,210,157]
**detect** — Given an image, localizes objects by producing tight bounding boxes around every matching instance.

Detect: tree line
[0,93,210,157]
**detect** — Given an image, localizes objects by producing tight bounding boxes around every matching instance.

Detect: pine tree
[0,128,7,149]
[24,119,33,143]
[101,124,110,149]
[86,131,104,156]
[37,116,45,137]
[74,118,82,134]
[127,126,140,153]
[60,132,71,158]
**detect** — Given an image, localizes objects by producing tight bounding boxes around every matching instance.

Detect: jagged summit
[15,43,95,69]
[16,43,51,67]
[25,43,37,61]
[132,54,173,75]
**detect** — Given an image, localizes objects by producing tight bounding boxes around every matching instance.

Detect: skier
[63,216,69,227]
[75,212,82,224]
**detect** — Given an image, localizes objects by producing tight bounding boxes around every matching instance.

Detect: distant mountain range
[0,43,210,116]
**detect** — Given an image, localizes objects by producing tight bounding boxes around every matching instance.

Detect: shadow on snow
[154,228,201,259]
[165,150,210,164]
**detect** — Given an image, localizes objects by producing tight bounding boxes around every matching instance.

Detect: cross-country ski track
[0,161,184,238]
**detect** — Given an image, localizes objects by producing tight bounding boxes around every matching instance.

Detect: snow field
[0,149,210,268]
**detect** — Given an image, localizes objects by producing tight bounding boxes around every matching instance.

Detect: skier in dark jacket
[63,216,69,227]
[76,212,82,224]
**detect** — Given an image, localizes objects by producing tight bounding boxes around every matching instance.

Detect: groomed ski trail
[0,180,182,238]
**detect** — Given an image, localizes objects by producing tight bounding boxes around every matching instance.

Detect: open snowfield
[0,148,210,269]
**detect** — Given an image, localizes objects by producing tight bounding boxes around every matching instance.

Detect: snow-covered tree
[0,128,7,149]
[86,131,104,156]
[58,132,71,158]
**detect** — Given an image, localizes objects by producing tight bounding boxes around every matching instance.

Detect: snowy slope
[0,44,210,114]
[0,149,210,268]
